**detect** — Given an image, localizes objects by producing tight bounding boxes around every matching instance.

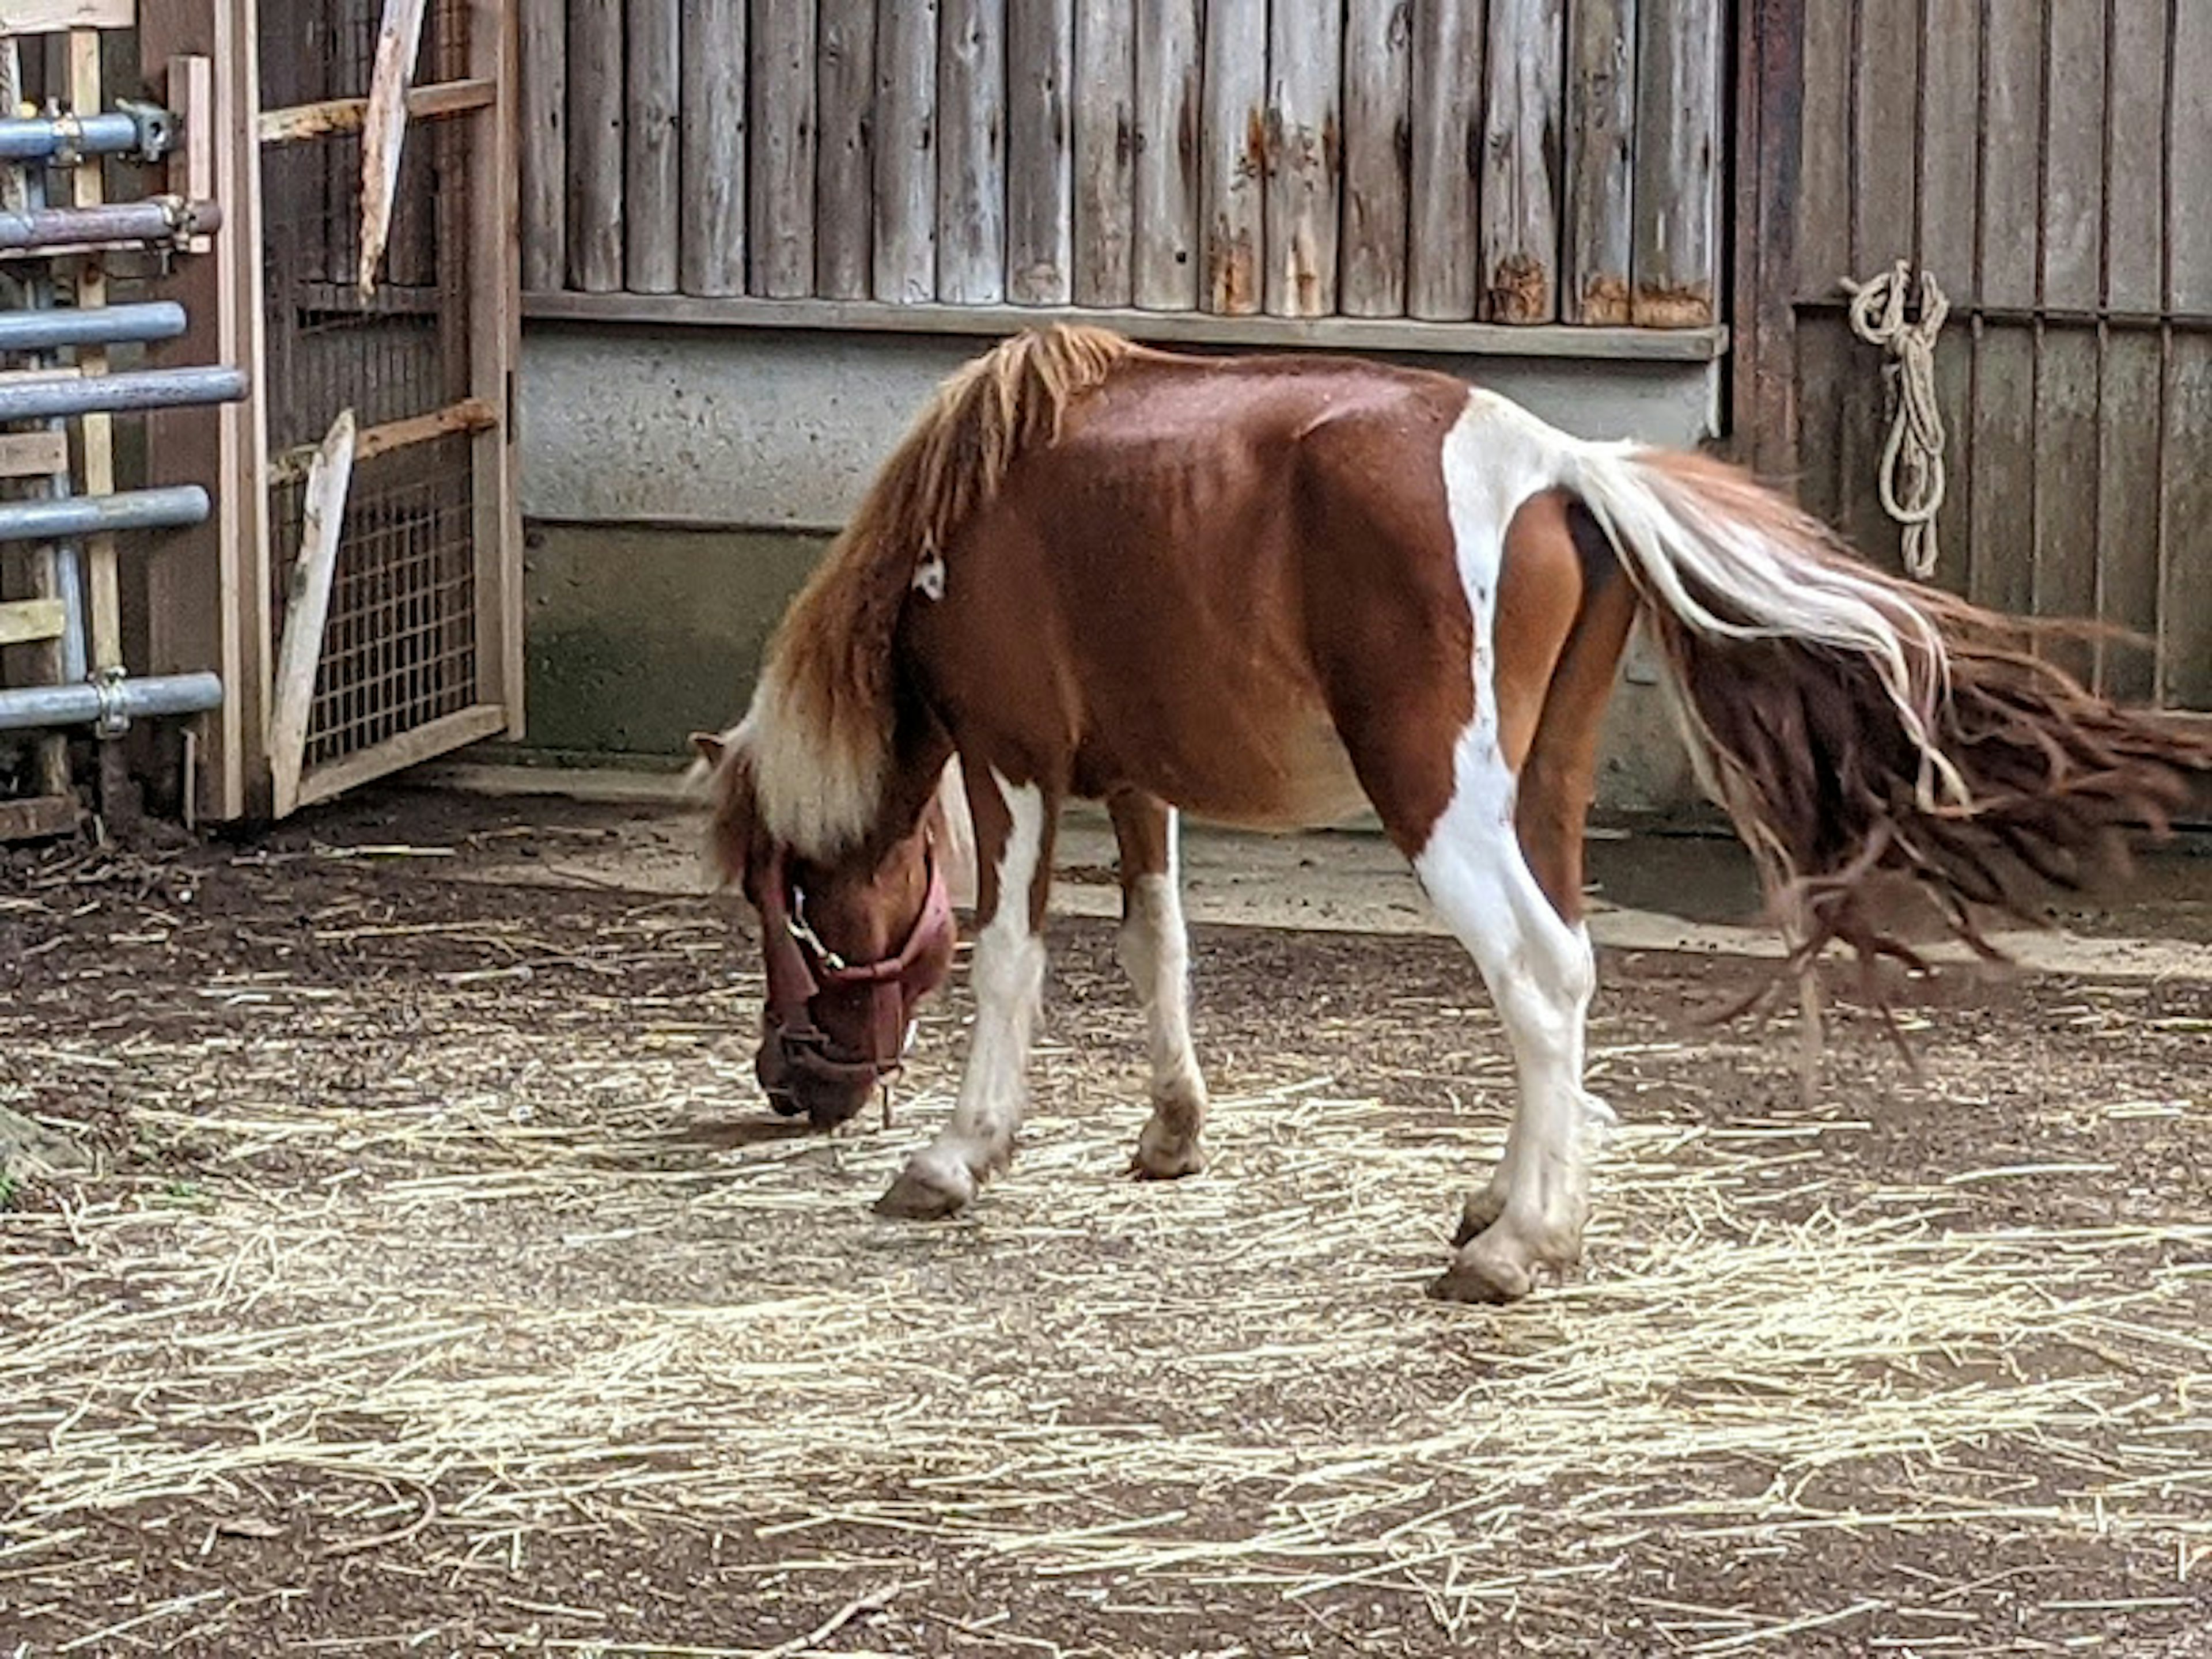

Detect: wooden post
[1565,0,1635,324]
[1408,0,1481,320]
[681,0,746,296]
[816,0,874,298]
[1132,0,1199,310]
[873,0,937,301]
[357,0,429,298]
[1631,0,1719,325]
[1071,0,1134,306]
[1005,0,1072,303]
[267,410,357,819]
[937,0,1006,302]
[1341,0,1411,317]
[1480,0,1563,322]
[518,0,564,290]
[750,0,819,297]
[1265,1,1342,317]
[565,0,623,290]
[64,29,119,676]
[624,0,680,294]
[1729,0,1806,478]
[1199,0,1263,315]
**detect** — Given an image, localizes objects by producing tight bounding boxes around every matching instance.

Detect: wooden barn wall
[1773,0,2210,714]
[514,0,1728,328]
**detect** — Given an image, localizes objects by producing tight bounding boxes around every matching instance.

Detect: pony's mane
[738,323,1139,857]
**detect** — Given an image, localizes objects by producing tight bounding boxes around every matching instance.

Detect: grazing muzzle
[753,840,956,1127]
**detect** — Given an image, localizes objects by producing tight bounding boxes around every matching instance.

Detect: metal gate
[256,0,518,813]
[1737,0,2210,718]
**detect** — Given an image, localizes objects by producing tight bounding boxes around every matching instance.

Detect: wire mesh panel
[260,0,500,782]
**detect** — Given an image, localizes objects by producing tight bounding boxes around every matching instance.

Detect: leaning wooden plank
[267,411,358,821]
[0,1,131,32]
[681,0,745,296]
[1132,0,1200,310]
[938,0,1006,302]
[751,0,819,296]
[874,0,938,302]
[1005,0,1073,303]
[815,0,874,299]
[261,78,495,145]
[518,0,565,289]
[267,398,499,486]
[1266,0,1342,316]
[1071,0,1135,306]
[566,0,623,290]
[1481,0,1563,322]
[1199,0,1264,315]
[1630,0,1719,325]
[1340,0,1411,317]
[1565,0,1634,324]
[356,0,429,299]
[624,0,680,293]
[1407,0,1482,320]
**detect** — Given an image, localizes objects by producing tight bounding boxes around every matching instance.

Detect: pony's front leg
[1108,791,1208,1179]
[874,768,1055,1219]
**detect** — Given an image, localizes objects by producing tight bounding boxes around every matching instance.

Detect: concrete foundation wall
[514,323,1721,813]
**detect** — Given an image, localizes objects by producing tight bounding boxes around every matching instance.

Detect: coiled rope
[1842,260,1950,579]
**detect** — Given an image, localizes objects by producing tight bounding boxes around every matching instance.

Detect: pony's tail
[1566,444,2211,983]
[746,325,1139,857]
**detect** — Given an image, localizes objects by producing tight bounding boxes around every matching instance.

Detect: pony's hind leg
[1108,791,1208,1179]
[874,765,1056,1219]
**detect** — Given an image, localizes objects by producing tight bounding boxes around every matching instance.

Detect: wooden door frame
[1728,0,1809,484]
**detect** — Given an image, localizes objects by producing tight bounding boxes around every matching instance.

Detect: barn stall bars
[0,6,244,842]
[517,0,1728,342]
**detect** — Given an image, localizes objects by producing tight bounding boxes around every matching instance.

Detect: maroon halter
[755,838,956,1105]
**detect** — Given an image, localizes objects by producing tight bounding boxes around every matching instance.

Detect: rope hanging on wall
[1842,260,1950,581]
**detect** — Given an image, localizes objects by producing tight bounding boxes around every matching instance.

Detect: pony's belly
[1165,708,1372,831]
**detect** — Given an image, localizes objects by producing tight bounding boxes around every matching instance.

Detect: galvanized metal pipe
[0,365,246,422]
[0,106,176,162]
[0,300,187,352]
[0,671,222,734]
[0,485,209,545]
[0,197,221,252]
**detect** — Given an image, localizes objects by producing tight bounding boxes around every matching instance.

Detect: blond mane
[735,324,1138,858]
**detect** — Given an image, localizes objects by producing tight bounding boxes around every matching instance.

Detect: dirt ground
[2,787,2208,1658]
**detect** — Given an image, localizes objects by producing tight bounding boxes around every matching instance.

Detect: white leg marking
[1119,810,1207,1178]
[877,771,1047,1217]
[1421,401,1615,1301]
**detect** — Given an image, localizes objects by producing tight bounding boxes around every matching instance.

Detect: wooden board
[749,0,818,297]
[1133,0,1200,310]
[815,0,874,300]
[0,430,66,477]
[0,597,64,647]
[518,0,564,290]
[1071,0,1135,306]
[937,0,1006,303]
[1005,0,1073,303]
[65,28,119,677]
[1407,0,1482,320]
[1565,0,1634,324]
[2162,0,2211,710]
[1479,0,1562,322]
[0,1,131,33]
[1265,0,1342,317]
[1339,0,1410,317]
[623,0,680,294]
[681,0,747,296]
[1630,0,1717,326]
[1916,0,1980,596]
[1199,0,1263,315]
[873,0,938,302]
[564,0,623,290]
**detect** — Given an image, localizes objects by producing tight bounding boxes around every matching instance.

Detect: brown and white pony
[693,325,2207,1304]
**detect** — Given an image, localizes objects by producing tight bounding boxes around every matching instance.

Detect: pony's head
[691,729,964,1129]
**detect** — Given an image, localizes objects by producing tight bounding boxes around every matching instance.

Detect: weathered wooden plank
[1072,0,1135,306]
[682,0,747,296]
[1969,329,2038,620]
[749,0,819,297]
[1407,0,1482,320]
[624,0,680,294]
[357,0,429,297]
[1340,0,1410,316]
[1630,0,1717,326]
[816,0,875,298]
[938,0,1006,303]
[1482,0,1563,322]
[2161,0,2212,710]
[565,0,623,291]
[1793,0,1849,297]
[0,1,129,33]
[1199,0,1265,315]
[1979,0,2042,309]
[518,0,565,291]
[874,0,938,302]
[1565,0,1634,324]
[1265,0,1343,317]
[1005,0,1073,303]
[1914,0,1978,593]
[1134,0,1201,309]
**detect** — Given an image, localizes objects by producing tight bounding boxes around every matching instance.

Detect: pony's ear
[690,730,759,893]
[690,730,728,766]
